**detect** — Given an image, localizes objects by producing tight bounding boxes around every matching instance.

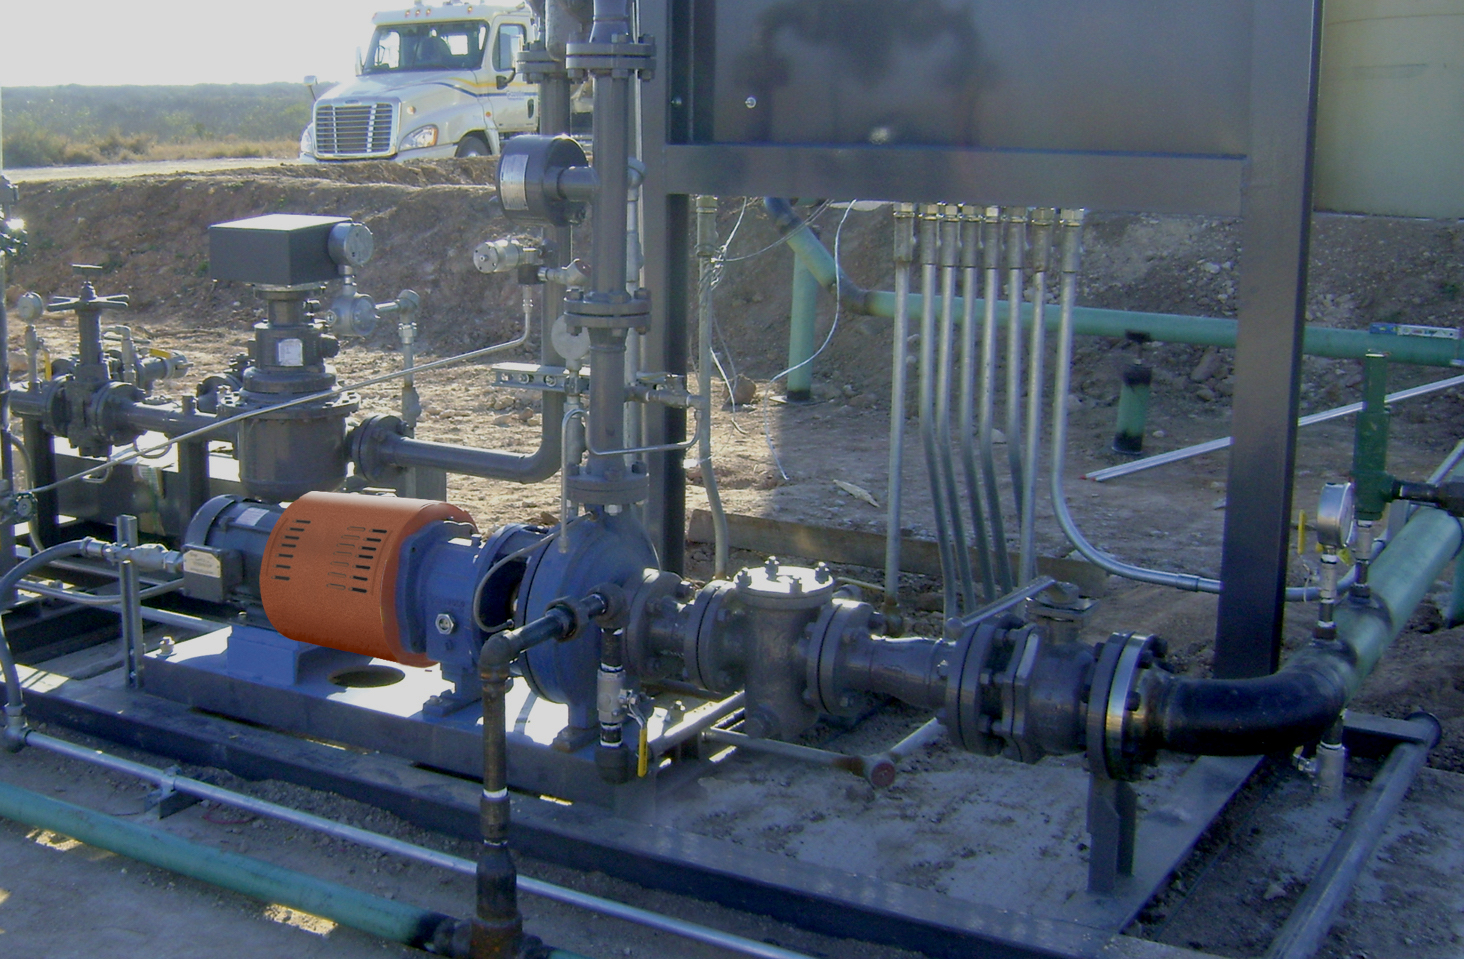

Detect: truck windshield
[364,21,488,73]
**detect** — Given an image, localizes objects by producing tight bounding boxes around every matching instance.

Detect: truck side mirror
[496,73,513,90]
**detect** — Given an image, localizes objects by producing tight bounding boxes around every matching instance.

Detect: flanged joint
[1086,631,1168,781]
[562,288,652,332]
[564,38,656,79]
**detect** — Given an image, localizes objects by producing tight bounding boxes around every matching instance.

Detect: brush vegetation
[2,83,316,168]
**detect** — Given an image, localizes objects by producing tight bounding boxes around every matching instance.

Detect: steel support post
[1214,1,1322,678]
[639,0,687,572]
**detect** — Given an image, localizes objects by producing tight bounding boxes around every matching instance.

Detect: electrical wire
[758,201,858,480]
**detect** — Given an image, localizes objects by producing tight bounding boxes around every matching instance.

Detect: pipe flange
[943,618,1007,755]
[623,568,682,680]
[682,580,736,692]
[564,39,656,78]
[992,623,1044,763]
[1088,631,1161,781]
[90,380,146,448]
[563,291,652,332]
[805,598,874,718]
[517,44,565,83]
[732,558,837,612]
[348,413,407,485]
[564,471,650,506]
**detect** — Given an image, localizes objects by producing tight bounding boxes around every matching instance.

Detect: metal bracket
[492,362,584,393]
[145,766,201,820]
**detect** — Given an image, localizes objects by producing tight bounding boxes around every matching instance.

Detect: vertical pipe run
[979,207,1014,592]
[1112,361,1152,454]
[474,658,522,958]
[958,205,997,602]
[787,256,819,403]
[916,206,958,620]
[1003,208,1028,516]
[937,205,976,612]
[885,204,916,610]
[1019,210,1053,585]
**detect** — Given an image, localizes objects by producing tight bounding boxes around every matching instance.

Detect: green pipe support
[1112,361,1153,455]
[1449,552,1464,628]
[0,778,464,953]
[774,209,1464,368]
[787,255,820,402]
[1353,352,1394,521]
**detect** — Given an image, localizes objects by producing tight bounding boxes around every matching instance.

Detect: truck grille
[314,102,396,158]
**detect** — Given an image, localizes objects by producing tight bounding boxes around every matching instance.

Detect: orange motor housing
[259,492,475,666]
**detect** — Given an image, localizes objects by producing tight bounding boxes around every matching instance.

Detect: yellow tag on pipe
[637,721,649,778]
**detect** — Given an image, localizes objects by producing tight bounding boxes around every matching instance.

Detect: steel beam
[1214,1,1322,678]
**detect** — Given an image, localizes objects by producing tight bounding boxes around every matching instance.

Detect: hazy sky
[0,0,427,87]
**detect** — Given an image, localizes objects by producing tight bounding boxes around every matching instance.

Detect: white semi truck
[300,0,538,162]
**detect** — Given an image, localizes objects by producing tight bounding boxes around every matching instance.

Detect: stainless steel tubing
[1003,208,1028,516]
[937,206,976,612]
[25,729,819,959]
[958,206,996,602]
[916,206,958,620]
[1047,210,1321,601]
[695,195,729,578]
[978,207,1013,592]
[1263,714,1440,959]
[885,204,916,609]
[1019,210,1054,584]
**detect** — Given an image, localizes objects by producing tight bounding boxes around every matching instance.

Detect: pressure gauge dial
[1315,482,1356,550]
[327,222,375,268]
[14,291,45,323]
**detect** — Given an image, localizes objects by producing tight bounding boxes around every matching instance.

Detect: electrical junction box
[209,214,351,286]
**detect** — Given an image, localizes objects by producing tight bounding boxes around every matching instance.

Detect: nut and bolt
[435,613,456,635]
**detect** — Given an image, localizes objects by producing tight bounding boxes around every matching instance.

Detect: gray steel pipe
[937,207,976,611]
[1002,209,1028,515]
[915,207,958,620]
[978,207,1013,592]
[958,207,997,602]
[371,428,562,483]
[884,206,914,608]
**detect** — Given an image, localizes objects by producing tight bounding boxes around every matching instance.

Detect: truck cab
[300,0,536,162]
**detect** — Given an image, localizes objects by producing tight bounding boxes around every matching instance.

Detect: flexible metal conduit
[761,199,1464,369]
[1046,213,1321,601]
[22,730,817,959]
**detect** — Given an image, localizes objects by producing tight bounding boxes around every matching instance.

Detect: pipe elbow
[1148,659,1349,757]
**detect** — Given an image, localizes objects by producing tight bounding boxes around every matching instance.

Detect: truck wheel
[455,135,491,157]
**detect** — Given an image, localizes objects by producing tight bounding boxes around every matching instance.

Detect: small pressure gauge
[14,291,45,323]
[1315,482,1356,550]
[327,222,375,268]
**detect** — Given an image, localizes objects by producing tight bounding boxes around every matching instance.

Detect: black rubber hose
[1146,653,1352,756]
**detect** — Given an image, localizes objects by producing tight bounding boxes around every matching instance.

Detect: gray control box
[209,214,350,286]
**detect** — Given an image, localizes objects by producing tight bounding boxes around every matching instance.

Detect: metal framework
[641,0,1322,676]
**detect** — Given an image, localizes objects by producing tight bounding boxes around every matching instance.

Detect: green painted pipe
[864,291,1464,368]
[0,779,464,953]
[765,200,1464,368]
[1448,552,1464,628]
[787,256,820,401]
[1112,361,1153,455]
